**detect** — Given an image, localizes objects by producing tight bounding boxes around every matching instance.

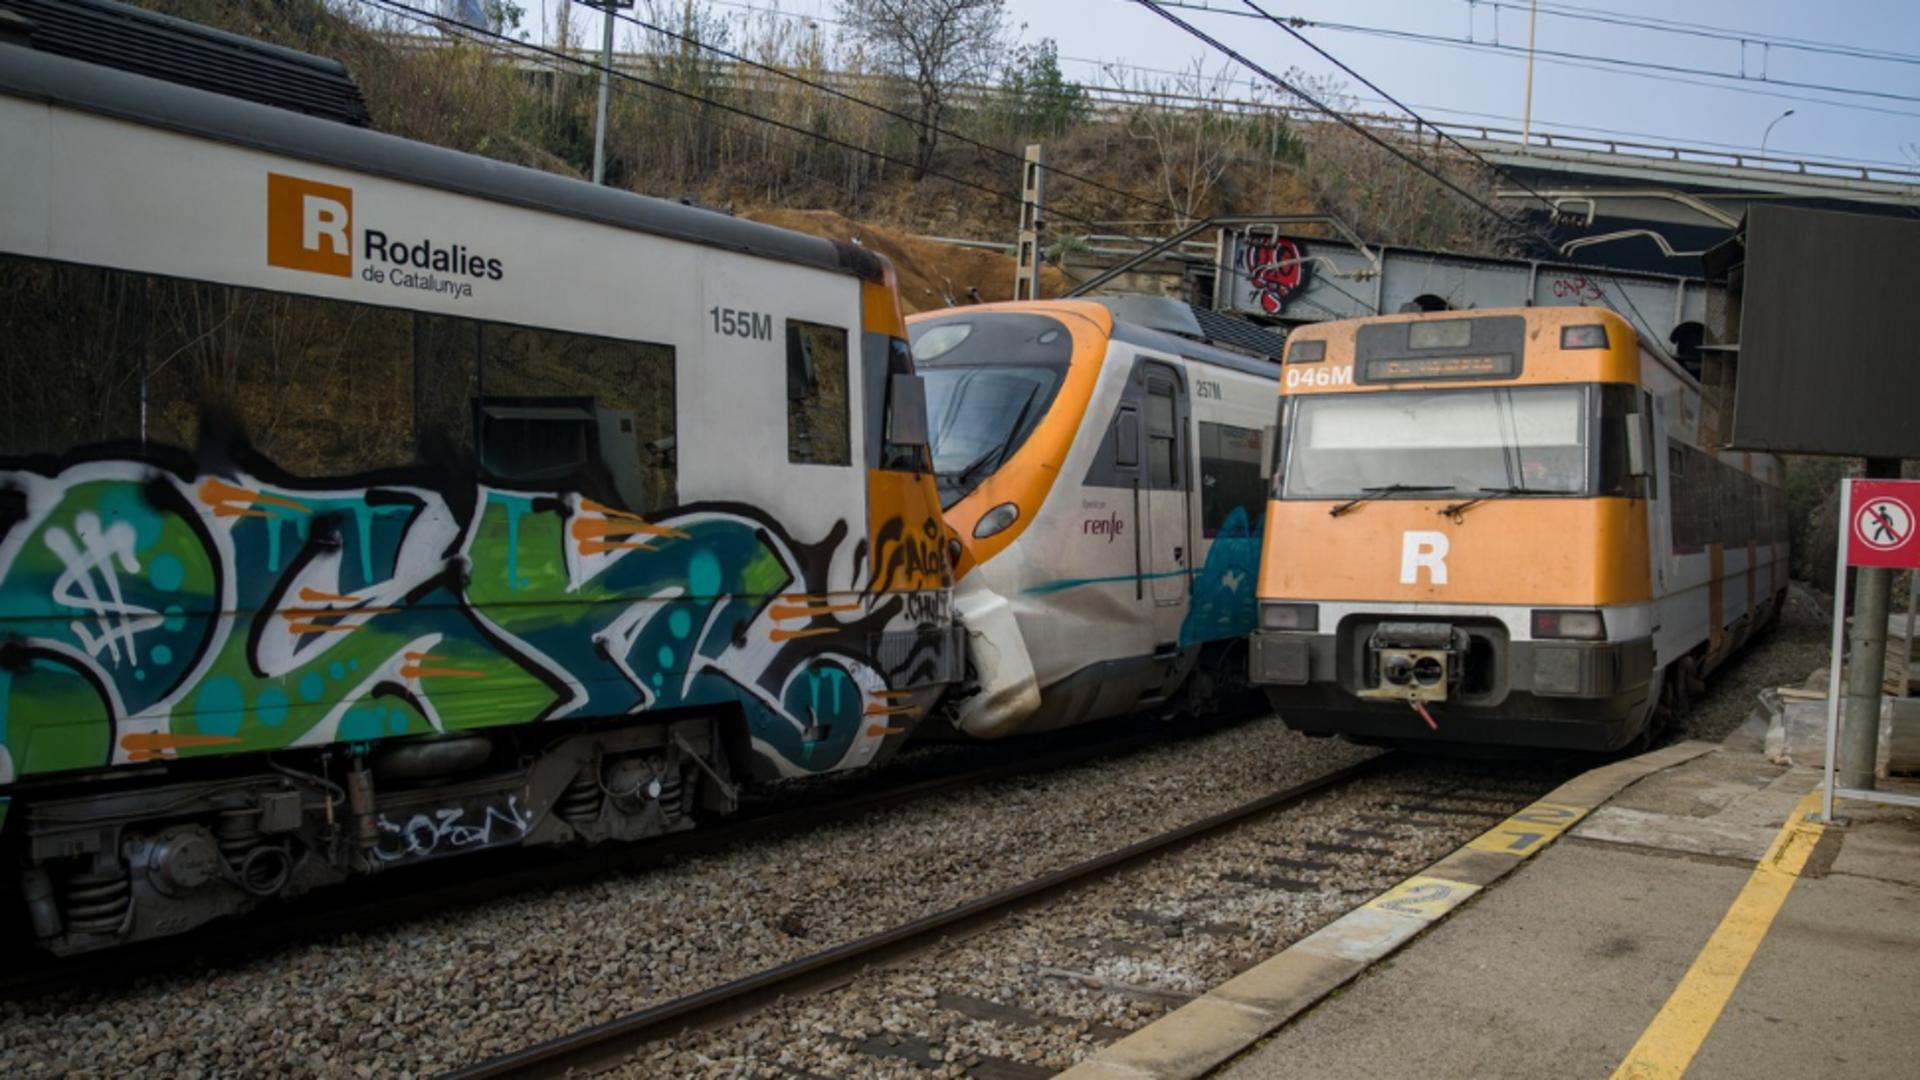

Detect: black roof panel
[2,0,371,126]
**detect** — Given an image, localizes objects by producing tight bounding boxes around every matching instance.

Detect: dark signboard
[1731,205,1920,459]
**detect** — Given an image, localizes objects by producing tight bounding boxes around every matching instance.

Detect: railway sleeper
[10,716,737,955]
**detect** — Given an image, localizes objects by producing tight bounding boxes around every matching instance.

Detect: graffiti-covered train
[0,19,959,953]
[1249,306,1788,751]
[912,298,1285,737]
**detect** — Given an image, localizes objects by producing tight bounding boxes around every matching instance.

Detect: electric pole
[592,1,628,186]
[1015,144,1045,301]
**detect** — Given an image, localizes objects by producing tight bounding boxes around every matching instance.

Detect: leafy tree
[836,0,1007,178]
[997,38,1089,138]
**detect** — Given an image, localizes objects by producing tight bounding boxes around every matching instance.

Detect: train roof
[911,297,1285,381]
[0,9,883,283]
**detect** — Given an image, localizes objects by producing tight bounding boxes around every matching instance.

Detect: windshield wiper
[1438,485,1528,518]
[944,445,1000,490]
[1329,484,1452,517]
[943,387,1041,493]
[1437,483,1585,519]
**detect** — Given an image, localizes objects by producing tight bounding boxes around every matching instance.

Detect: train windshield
[910,314,1073,506]
[1282,385,1589,499]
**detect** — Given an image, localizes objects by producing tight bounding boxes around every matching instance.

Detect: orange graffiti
[571,501,689,555]
[120,731,244,760]
[864,724,907,737]
[863,704,916,717]
[198,477,310,518]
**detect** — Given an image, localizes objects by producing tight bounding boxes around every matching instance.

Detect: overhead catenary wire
[1468,0,1920,68]
[571,0,1198,225]
[359,0,1165,251]
[560,1,1912,173]
[1149,0,1920,119]
[1136,0,1676,354]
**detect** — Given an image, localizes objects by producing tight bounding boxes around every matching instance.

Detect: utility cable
[359,0,1190,276]
[1150,2,1920,112]
[1137,0,1675,354]
[572,0,1194,223]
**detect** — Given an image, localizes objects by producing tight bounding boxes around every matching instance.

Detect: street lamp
[1760,109,1795,165]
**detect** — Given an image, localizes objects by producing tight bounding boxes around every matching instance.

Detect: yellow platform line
[1608,787,1827,1080]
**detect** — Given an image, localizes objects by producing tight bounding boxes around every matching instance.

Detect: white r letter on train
[1400,531,1449,585]
[303,195,350,256]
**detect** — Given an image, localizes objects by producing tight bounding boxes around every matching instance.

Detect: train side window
[1199,421,1265,536]
[1115,407,1141,469]
[0,258,146,455]
[1145,375,1180,489]
[438,319,676,513]
[787,320,852,466]
[141,275,416,473]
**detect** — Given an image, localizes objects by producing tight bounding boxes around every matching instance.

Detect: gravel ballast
[1,716,1371,1078]
[3,588,1832,1077]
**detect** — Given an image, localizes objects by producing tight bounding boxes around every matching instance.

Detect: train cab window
[1283,385,1585,499]
[1146,376,1181,489]
[787,320,852,466]
[1199,422,1265,536]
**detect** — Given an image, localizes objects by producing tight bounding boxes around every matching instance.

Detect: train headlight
[1531,609,1606,640]
[1260,602,1319,632]
[1560,324,1609,349]
[972,502,1020,540]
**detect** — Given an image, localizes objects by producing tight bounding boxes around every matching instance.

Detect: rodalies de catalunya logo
[265,172,503,298]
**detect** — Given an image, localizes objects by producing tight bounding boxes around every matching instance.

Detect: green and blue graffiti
[0,461,916,785]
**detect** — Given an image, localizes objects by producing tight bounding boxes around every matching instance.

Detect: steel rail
[440,754,1391,1080]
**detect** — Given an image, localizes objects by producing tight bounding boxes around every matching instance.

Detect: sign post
[1820,477,1920,821]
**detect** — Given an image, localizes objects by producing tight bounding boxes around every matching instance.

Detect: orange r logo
[266,172,353,277]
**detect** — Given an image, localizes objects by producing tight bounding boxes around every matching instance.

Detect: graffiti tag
[373,796,533,863]
[1550,276,1605,303]
[1243,237,1312,315]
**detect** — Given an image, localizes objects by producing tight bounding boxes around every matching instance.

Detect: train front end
[1251,308,1660,751]
[906,302,1113,737]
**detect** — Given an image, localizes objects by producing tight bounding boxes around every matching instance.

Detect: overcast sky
[532,0,1920,170]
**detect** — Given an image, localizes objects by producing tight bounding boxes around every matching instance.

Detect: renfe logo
[1083,512,1126,543]
[1400,531,1449,585]
[266,172,353,277]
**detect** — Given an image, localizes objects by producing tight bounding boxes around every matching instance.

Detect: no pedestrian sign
[1845,479,1920,569]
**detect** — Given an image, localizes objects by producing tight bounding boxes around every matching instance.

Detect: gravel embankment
[639,760,1566,1078]
[0,717,1372,1078]
[1682,583,1830,742]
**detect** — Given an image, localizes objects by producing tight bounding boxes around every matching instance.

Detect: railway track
[0,711,1249,999]
[442,753,1577,1079]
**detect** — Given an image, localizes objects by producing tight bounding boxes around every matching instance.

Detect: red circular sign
[1855,497,1912,551]
[1846,480,1920,569]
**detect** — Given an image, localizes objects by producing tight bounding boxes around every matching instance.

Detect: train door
[1141,364,1192,634]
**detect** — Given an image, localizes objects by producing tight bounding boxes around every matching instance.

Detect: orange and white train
[1250,307,1787,751]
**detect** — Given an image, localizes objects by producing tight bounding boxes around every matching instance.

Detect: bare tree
[1118,59,1251,227]
[836,0,1006,178]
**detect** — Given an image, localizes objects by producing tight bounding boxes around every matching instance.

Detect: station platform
[1061,725,1920,1079]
